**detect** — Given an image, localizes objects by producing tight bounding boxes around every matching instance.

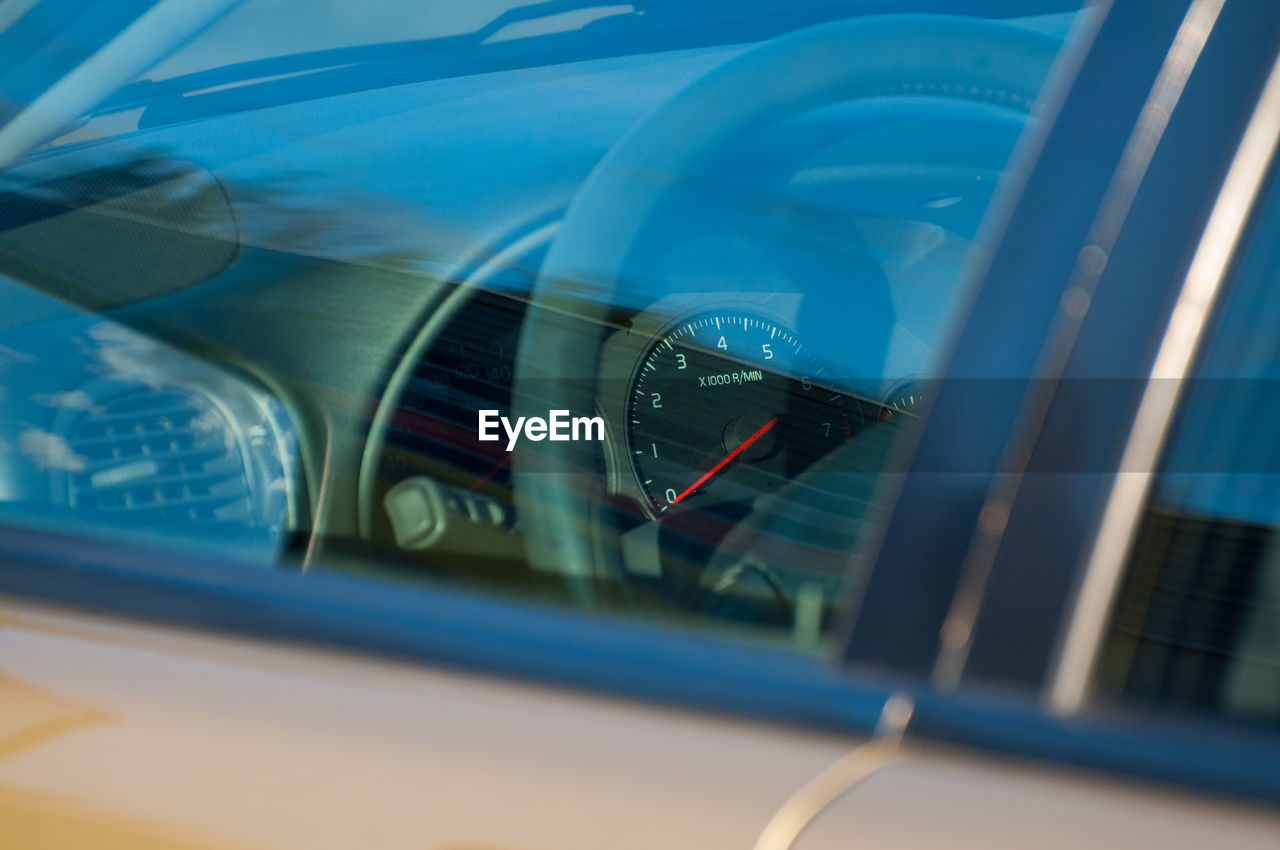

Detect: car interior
[0,3,1092,650]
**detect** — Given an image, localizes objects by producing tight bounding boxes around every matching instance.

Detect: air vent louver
[65,388,254,525]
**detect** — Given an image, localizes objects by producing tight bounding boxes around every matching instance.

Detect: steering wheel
[512,14,1062,598]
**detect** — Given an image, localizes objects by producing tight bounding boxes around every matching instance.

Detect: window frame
[939,0,1280,694]
[0,519,895,733]
[831,0,1280,806]
[837,0,1189,678]
[1047,43,1280,720]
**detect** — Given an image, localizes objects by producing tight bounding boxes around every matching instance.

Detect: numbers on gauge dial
[627,312,851,514]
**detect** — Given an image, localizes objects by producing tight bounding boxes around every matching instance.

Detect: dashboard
[361,255,941,621]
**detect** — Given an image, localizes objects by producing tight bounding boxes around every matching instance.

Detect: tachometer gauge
[627,311,868,514]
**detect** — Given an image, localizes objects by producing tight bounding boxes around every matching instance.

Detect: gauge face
[628,312,863,514]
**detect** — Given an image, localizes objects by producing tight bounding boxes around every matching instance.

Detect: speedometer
[627,311,864,514]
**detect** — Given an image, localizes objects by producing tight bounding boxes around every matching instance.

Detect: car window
[1096,165,1280,727]
[0,1,1090,658]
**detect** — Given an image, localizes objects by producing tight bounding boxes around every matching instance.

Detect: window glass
[1098,169,1280,725]
[0,1,1087,652]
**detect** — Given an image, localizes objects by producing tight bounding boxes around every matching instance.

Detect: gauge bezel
[596,293,803,520]
[627,309,835,514]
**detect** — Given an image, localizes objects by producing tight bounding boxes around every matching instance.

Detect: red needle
[672,417,778,504]
[468,453,511,491]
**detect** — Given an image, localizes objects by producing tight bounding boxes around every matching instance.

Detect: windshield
[144,2,631,79]
[0,0,1088,651]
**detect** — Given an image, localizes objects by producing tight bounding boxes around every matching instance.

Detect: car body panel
[7,594,1279,849]
[795,745,1280,850]
[0,596,855,850]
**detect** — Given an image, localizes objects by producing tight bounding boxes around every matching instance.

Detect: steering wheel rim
[512,14,1062,593]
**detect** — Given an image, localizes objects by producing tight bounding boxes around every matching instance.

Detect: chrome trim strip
[931,0,1225,690]
[752,694,913,850]
[1046,45,1280,715]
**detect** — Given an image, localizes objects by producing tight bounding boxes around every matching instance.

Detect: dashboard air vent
[64,388,254,525]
